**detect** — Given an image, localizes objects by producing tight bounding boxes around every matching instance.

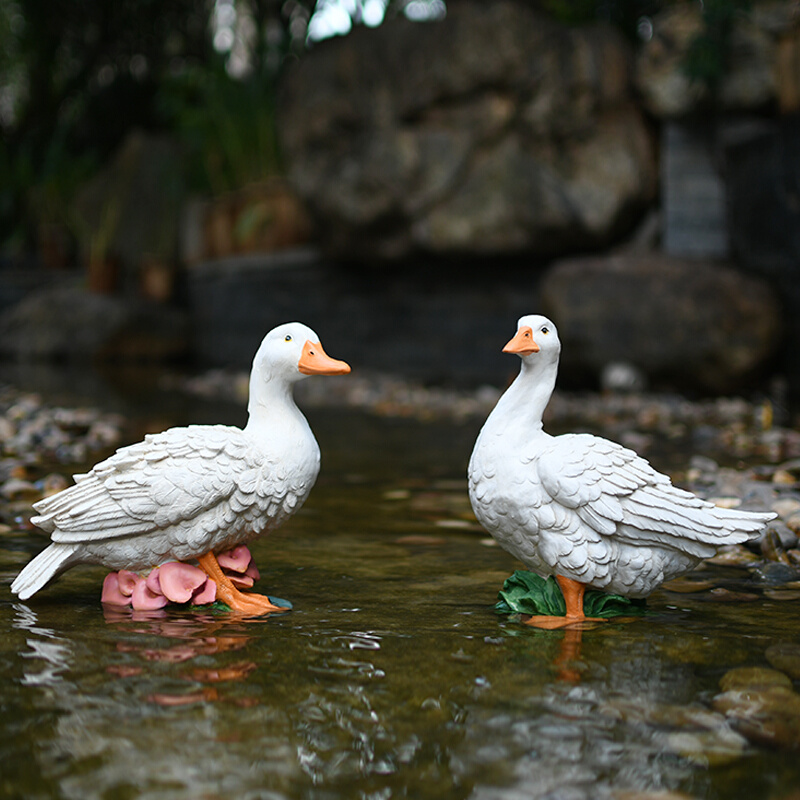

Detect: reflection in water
[13,603,72,687]
[101,604,258,705]
[5,542,800,799]
[552,626,585,684]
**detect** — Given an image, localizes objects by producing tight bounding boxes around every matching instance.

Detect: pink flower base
[101,547,258,610]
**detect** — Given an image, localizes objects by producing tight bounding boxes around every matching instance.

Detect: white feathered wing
[526,433,772,595]
[11,425,314,599]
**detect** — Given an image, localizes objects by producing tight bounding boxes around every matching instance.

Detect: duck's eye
[541,327,549,335]
[284,334,293,342]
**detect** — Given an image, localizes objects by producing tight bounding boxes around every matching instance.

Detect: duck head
[503,315,561,367]
[253,322,351,385]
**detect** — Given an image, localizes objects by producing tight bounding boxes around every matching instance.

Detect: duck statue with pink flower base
[11,323,350,615]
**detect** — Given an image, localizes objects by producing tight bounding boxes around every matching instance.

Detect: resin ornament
[468,315,775,628]
[11,323,350,615]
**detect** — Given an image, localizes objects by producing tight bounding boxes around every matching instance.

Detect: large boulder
[0,283,189,362]
[540,254,782,392]
[278,1,656,261]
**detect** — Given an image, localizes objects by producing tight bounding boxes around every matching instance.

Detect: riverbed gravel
[4,374,800,569]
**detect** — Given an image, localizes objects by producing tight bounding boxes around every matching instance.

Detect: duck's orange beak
[298,340,351,375]
[503,326,539,356]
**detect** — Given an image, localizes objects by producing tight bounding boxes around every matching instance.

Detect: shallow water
[2,399,800,800]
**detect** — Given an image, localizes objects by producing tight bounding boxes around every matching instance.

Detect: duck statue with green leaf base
[11,322,350,615]
[468,315,776,629]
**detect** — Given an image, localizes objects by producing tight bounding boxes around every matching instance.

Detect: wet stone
[713,684,800,751]
[719,666,793,692]
[773,469,800,485]
[601,698,727,730]
[662,727,748,767]
[784,513,800,534]
[714,686,800,715]
[765,643,800,679]
[719,692,800,751]
[763,588,800,601]
[760,528,792,563]
[708,496,742,509]
[766,522,799,550]
[660,576,717,593]
[0,478,40,501]
[706,587,759,602]
[772,497,800,519]
[717,683,800,751]
[705,544,761,567]
[754,562,800,585]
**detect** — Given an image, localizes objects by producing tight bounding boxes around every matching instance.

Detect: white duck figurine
[469,314,776,628]
[11,322,350,615]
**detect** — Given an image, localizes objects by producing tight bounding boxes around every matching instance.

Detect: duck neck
[491,356,558,436]
[244,373,304,436]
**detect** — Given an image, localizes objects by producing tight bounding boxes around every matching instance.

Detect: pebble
[761,528,793,562]
[772,498,800,519]
[714,686,800,750]
[754,562,800,586]
[714,665,800,750]
[719,666,792,692]
[763,588,800,601]
[708,496,742,509]
[784,512,800,534]
[705,545,761,567]
[660,577,717,593]
[765,643,800,679]
[0,384,124,466]
[663,727,748,767]
[0,478,40,500]
[706,587,759,602]
[0,386,126,530]
[600,699,749,767]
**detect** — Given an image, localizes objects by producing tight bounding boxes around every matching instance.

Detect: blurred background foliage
[0,0,748,260]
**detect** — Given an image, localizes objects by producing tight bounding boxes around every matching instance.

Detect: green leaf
[190,601,233,612]
[189,596,292,613]
[495,570,648,618]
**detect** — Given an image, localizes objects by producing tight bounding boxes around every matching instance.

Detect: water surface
[2,400,800,799]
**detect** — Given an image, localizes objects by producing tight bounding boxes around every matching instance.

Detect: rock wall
[279,1,656,261]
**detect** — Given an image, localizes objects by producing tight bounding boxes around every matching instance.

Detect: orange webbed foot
[197,552,290,617]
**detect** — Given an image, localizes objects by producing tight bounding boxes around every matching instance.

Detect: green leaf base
[495,570,647,618]
[189,596,293,613]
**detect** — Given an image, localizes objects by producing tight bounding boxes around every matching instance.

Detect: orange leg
[523,575,607,630]
[197,552,289,616]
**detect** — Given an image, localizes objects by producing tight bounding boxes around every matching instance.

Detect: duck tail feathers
[10,543,78,600]
[710,505,778,543]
